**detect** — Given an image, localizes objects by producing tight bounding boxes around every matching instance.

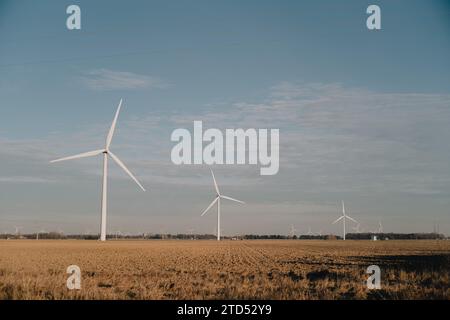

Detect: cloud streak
[81,69,170,91]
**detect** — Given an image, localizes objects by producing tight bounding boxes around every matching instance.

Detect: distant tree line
[346,232,446,240]
[0,232,67,240]
[0,232,446,240]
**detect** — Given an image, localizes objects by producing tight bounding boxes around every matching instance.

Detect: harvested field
[0,240,449,300]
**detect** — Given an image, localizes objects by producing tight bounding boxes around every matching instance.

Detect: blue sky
[0,0,450,235]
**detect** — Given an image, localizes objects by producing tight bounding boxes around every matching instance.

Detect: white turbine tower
[51,99,146,241]
[213,226,224,238]
[201,169,244,241]
[332,201,358,240]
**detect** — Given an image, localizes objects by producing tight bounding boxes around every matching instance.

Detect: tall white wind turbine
[50,99,145,241]
[332,201,358,240]
[201,169,244,241]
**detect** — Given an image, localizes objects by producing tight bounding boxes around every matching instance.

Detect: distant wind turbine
[188,228,195,240]
[51,99,146,241]
[289,224,297,238]
[306,226,313,236]
[37,229,46,240]
[14,226,22,236]
[378,221,383,233]
[352,223,362,233]
[160,228,167,240]
[332,201,358,240]
[201,169,244,241]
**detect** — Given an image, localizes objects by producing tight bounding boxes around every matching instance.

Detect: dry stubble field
[0,239,449,300]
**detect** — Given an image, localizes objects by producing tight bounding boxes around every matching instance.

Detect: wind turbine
[352,223,362,233]
[289,224,297,238]
[332,201,358,240]
[378,221,383,233]
[201,169,244,241]
[306,226,313,236]
[14,226,22,237]
[50,99,146,241]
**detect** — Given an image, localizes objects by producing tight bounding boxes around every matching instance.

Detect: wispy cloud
[0,176,55,183]
[3,82,450,197]
[135,82,450,197]
[81,69,170,91]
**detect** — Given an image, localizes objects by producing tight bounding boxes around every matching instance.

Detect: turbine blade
[332,216,344,224]
[346,215,358,224]
[201,197,219,216]
[50,149,105,163]
[106,99,123,149]
[342,200,345,215]
[221,195,245,204]
[210,168,220,195]
[108,151,146,191]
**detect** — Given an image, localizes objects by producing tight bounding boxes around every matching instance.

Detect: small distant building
[372,235,377,241]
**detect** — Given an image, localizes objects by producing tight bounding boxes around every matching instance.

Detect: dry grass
[0,240,449,300]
